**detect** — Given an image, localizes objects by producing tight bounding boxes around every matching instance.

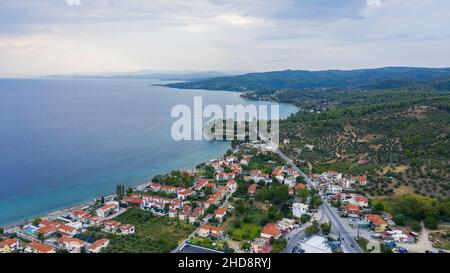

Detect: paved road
[272,145,363,253]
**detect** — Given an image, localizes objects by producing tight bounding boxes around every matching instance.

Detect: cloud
[0,0,449,76]
[367,0,382,6]
[215,14,263,27]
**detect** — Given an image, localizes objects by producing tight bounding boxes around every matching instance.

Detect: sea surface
[0,78,298,226]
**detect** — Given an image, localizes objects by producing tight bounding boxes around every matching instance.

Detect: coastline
[0,84,299,230]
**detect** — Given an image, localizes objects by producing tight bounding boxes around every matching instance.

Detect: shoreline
[1,87,299,230]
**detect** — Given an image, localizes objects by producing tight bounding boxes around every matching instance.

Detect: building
[70,209,89,220]
[169,209,178,218]
[88,239,110,253]
[251,238,272,253]
[354,196,369,208]
[300,235,332,253]
[214,208,227,222]
[121,196,144,208]
[365,214,388,233]
[248,184,257,196]
[103,220,122,233]
[120,224,135,235]
[277,218,296,231]
[178,189,194,200]
[355,176,368,186]
[226,180,238,192]
[96,201,119,218]
[260,223,282,239]
[195,179,209,191]
[25,241,55,253]
[344,204,361,217]
[37,224,59,238]
[0,238,19,253]
[57,237,86,253]
[292,203,309,218]
[327,184,343,194]
[198,225,224,238]
[58,224,78,237]
[240,156,251,165]
[216,172,235,181]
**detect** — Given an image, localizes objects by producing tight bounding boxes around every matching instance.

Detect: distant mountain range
[164,67,450,92]
[47,71,241,81]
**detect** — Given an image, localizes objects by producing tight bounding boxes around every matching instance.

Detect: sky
[0,0,449,77]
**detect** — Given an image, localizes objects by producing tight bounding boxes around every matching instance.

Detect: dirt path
[398,223,438,253]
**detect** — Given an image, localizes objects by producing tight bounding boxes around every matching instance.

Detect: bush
[393,214,406,226]
[424,216,439,230]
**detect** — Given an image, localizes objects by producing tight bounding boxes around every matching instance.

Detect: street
[273,145,364,253]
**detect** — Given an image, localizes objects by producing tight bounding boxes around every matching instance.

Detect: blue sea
[0,78,298,226]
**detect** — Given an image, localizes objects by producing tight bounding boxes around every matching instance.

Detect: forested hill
[165,67,450,93]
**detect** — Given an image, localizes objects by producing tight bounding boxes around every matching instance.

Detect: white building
[300,235,332,253]
[327,184,343,194]
[292,203,309,218]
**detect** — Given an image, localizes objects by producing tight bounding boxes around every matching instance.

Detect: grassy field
[227,223,262,241]
[102,207,195,253]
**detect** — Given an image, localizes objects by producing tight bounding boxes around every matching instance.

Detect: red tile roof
[215,208,227,215]
[365,214,388,226]
[27,241,54,253]
[89,239,110,251]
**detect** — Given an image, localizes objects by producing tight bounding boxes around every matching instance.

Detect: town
[0,140,447,254]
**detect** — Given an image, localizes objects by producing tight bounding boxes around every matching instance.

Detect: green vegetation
[116,184,126,199]
[227,223,262,241]
[95,208,195,253]
[245,152,285,174]
[166,67,450,95]
[189,237,234,253]
[270,238,287,253]
[378,195,450,230]
[281,88,449,198]
[255,184,289,206]
[152,170,195,188]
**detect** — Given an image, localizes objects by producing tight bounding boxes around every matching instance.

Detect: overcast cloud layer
[0,0,449,77]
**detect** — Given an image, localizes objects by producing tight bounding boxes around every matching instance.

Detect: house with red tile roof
[179,210,190,221]
[96,201,119,218]
[344,204,361,216]
[169,209,178,218]
[240,156,251,165]
[198,225,224,238]
[0,238,19,253]
[287,167,299,177]
[37,224,59,238]
[58,224,78,237]
[121,196,144,208]
[226,180,238,192]
[178,189,194,200]
[57,237,86,253]
[120,224,135,235]
[195,178,209,191]
[89,216,102,226]
[70,209,89,220]
[25,241,55,253]
[103,220,122,233]
[216,172,235,181]
[365,214,388,233]
[214,208,227,222]
[248,184,257,196]
[354,196,369,207]
[260,223,282,239]
[88,239,110,253]
[189,212,200,224]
